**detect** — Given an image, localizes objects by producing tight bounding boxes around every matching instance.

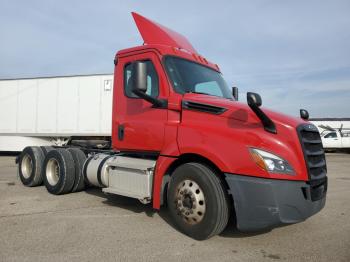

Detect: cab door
[112,51,168,153]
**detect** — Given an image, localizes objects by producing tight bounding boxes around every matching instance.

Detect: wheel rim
[175,179,206,225]
[21,154,33,179]
[46,158,60,186]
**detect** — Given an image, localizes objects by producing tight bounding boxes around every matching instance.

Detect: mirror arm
[248,101,277,134]
[132,89,168,108]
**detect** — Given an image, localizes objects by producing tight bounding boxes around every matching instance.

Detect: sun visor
[132,12,197,53]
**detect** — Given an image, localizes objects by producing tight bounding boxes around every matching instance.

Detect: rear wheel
[40,146,54,156]
[42,148,75,195]
[18,146,45,187]
[67,148,86,192]
[167,162,229,240]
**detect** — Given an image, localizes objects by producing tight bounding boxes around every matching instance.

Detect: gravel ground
[0,153,349,262]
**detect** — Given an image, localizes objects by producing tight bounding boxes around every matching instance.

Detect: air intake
[182,101,227,115]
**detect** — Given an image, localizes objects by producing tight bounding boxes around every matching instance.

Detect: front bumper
[225,174,327,231]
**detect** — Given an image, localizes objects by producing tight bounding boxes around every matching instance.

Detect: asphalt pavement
[0,153,349,262]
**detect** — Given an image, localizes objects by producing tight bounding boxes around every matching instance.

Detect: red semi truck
[17,12,327,240]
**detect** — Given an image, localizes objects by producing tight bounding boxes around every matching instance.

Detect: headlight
[249,148,295,175]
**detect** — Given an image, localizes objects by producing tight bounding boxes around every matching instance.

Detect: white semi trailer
[0,74,113,151]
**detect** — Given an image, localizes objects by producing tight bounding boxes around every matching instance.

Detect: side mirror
[232,86,239,100]
[246,92,276,134]
[300,109,309,120]
[247,92,262,107]
[132,61,147,93]
[131,61,167,108]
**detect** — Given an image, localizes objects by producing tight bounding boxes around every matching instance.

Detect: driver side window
[124,60,159,98]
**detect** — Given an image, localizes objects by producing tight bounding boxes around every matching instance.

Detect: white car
[321,131,350,149]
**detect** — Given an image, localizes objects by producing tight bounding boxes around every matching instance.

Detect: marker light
[249,148,295,175]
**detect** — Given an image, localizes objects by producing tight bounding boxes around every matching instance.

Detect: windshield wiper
[186,91,214,96]
[185,91,233,100]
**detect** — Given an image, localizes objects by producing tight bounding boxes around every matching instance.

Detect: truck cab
[17,12,328,240]
[110,12,327,235]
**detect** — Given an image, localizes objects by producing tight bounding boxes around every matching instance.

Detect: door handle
[118,124,125,141]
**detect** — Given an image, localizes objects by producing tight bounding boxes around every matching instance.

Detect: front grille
[309,177,328,201]
[297,124,327,181]
[297,123,328,201]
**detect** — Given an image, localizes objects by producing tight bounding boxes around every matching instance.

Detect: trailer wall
[0,74,113,151]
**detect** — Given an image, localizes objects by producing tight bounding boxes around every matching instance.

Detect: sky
[0,0,349,117]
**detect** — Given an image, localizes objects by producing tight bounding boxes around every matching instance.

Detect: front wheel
[167,162,229,240]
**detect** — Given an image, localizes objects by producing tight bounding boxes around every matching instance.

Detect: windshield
[164,56,233,99]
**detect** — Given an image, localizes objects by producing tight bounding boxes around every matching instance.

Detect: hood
[182,93,306,130]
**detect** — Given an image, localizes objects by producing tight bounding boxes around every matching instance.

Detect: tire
[67,148,86,192]
[42,148,75,195]
[167,162,229,240]
[40,146,54,156]
[18,146,45,187]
